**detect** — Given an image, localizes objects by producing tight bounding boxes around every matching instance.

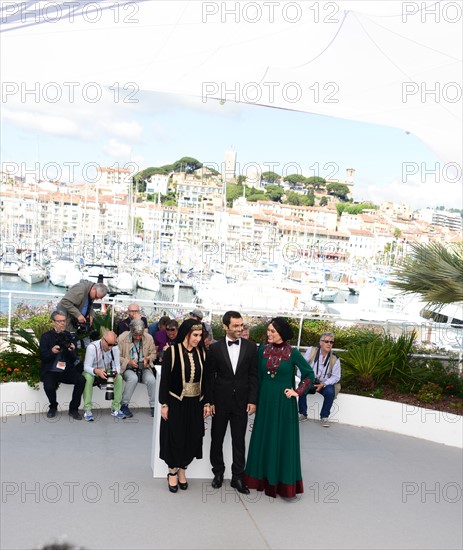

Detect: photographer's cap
[190,308,204,320]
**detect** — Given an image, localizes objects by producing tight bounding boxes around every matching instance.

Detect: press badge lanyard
[131,337,142,362]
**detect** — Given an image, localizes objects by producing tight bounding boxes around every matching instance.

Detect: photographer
[117,303,148,335]
[39,310,85,420]
[57,281,108,332]
[118,319,157,418]
[82,330,125,421]
[298,332,341,427]
[154,319,178,363]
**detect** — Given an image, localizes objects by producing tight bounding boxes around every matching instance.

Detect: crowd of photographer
[38,281,207,421]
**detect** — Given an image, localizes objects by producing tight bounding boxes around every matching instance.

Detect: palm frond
[391,242,463,307]
[9,329,41,357]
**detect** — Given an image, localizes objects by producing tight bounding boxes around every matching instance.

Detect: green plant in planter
[0,351,41,386]
[339,331,418,390]
[417,382,443,403]
[3,328,43,388]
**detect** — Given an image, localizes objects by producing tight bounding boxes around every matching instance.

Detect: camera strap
[91,342,115,371]
[313,347,331,379]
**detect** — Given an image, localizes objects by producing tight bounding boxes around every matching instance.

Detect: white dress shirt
[225,336,241,373]
[83,339,121,375]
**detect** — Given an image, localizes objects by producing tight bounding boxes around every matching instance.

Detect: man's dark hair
[158,316,170,329]
[222,310,242,327]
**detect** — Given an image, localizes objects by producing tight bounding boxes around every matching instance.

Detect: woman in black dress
[159,318,211,492]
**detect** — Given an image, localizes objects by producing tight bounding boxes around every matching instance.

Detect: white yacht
[48,258,82,287]
[0,254,20,276]
[18,262,47,284]
[108,271,136,294]
[311,287,339,302]
[136,272,160,292]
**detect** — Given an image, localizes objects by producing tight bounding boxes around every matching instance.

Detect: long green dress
[243,342,314,498]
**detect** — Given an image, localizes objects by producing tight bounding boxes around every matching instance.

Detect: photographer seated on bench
[82,330,125,421]
[298,332,341,427]
[39,310,85,420]
[118,319,158,418]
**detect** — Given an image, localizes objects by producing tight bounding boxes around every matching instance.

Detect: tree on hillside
[327,182,350,201]
[306,188,315,206]
[173,157,203,174]
[205,166,220,176]
[305,176,326,190]
[262,171,280,184]
[285,191,304,205]
[246,189,266,202]
[237,175,246,185]
[161,191,177,206]
[284,174,306,186]
[391,242,463,306]
[337,202,377,216]
[319,196,328,207]
[265,184,284,202]
[226,183,243,206]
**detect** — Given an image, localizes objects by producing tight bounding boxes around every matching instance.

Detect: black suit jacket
[208,338,258,409]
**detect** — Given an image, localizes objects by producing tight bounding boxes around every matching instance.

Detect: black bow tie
[228,339,239,346]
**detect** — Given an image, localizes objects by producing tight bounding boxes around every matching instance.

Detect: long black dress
[159,343,209,469]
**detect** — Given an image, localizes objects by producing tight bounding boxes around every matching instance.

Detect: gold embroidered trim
[182,382,200,397]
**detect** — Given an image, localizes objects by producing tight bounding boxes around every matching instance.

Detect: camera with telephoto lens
[55,331,75,351]
[105,366,117,400]
[308,378,320,394]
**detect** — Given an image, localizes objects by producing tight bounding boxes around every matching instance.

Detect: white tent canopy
[1,0,461,166]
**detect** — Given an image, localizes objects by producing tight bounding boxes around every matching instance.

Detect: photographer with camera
[298,332,341,427]
[57,281,108,332]
[82,330,125,421]
[118,319,158,418]
[39,310,86,419]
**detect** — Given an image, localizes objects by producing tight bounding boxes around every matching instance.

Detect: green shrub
[339,331,417,389]
[417,382,443,403]
[0,351,41,387]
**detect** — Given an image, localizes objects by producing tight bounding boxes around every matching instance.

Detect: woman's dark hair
[175,318,204,344]
[269,317,293,342]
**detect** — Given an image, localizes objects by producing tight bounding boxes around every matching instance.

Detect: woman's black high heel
[178,468,188,490]
[167,473,178,493]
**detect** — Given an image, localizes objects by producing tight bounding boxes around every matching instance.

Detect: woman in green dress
[243,317,315,498]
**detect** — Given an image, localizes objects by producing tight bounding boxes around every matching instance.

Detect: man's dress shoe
[211,474,223,489]
[230,478,250,495]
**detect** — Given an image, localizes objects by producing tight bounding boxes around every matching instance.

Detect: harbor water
[0,275,196,315]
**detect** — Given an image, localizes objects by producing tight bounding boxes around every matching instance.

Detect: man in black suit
[209,311,258,494]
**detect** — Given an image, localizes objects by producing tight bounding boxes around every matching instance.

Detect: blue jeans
[298,384,335,419]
